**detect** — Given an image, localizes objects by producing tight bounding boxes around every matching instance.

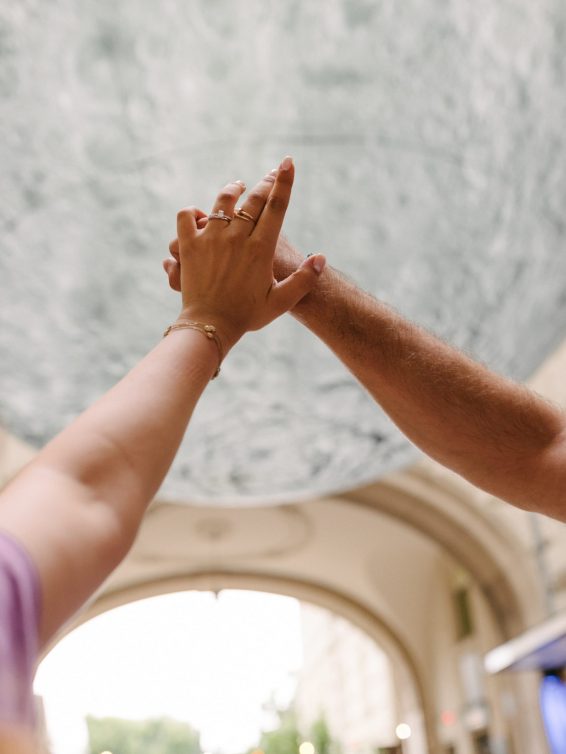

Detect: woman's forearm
[36,328,217,517]
[0,162,324,647]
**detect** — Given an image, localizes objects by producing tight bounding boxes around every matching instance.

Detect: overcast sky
[34,591,304,754]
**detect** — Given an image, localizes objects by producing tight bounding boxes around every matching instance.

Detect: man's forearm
[278,241,566,517]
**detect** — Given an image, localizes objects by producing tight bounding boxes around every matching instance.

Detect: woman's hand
[164,158,326,351]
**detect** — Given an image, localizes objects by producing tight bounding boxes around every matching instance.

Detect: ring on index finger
[234,208,257,224]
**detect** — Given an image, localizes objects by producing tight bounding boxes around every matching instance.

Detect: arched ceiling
[65,477,544,754]
[1,0,565,504]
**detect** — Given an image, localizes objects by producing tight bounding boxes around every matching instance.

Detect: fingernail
[263,174,276,183]
[279,155,293,171]
[311,255,325,274]
[270,168,278,175]
[234,180,246,188]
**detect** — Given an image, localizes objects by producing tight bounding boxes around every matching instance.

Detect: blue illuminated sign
[540,674,566,754]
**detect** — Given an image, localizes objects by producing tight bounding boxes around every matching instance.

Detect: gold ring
[234,208,257,223]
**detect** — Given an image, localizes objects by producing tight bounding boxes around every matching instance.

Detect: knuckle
[247,190,265,204]
[218,187,238,202]
[267,193,289,213]
[223,233,238,251]
[226,227,242,244]
[278,170,293,185]
[248,237,265,255]
[177,206,196,223]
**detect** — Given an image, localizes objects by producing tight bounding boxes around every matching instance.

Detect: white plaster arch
[61,464,549,754]
[76,569,438,753]
[343,463,545,637]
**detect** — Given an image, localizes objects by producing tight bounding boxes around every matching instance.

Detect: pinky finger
[162,257,182,292]
[169,239,180,260]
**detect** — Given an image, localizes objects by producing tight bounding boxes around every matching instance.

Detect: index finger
[252,156,294,247]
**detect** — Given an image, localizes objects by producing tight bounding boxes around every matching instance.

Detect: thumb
[269,254,326,315]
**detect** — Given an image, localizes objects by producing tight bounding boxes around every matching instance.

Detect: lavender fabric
[0,531,41,727]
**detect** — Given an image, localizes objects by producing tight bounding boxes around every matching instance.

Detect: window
[453,588,474,639]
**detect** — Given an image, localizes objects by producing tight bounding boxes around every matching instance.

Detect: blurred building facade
[295,604,398,751]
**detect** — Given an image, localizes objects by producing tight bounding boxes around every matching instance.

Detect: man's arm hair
[276,237,566,520]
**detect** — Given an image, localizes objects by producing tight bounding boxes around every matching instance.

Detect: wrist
[274,236,329,317]
[289,263,334,319]
[176,309,244,354]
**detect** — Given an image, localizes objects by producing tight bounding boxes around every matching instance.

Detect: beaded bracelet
[163,320,224,379]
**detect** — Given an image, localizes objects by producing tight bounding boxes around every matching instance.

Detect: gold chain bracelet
[163,320,224,379]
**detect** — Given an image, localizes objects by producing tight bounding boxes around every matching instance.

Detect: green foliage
[251,710,341,754]
[258,709,301,754]
[309,716,339,754]
[86,715,202,754]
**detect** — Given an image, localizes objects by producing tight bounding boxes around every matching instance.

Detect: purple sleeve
[0,531,41,728]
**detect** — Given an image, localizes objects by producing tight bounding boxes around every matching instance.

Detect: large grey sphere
[1,0,565,504]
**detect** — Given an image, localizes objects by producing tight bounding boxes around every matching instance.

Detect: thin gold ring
[234,208,257,223]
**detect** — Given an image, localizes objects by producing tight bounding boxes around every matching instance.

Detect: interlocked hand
[163,158,325,351]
